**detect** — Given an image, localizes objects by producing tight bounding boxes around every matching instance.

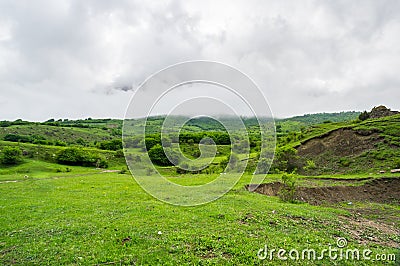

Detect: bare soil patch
[247,177,400,205]
[248,178,400,247]
[337,215,399,248]
[297,128,382,157]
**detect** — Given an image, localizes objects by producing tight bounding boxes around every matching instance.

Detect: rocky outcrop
[369,105,399,119]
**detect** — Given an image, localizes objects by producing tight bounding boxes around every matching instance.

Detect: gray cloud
[0,0,399,120]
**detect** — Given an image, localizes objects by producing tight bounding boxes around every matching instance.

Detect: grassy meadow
[0,112,399,265]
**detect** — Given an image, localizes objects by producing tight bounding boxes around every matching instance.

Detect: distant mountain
[279,111,361,125]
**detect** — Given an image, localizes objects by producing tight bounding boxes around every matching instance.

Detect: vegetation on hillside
[0,110,398,177]
[1,110,399,264]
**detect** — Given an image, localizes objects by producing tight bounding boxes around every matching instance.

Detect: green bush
[148,145,180,166]
[98,139,122,151]
[55,147,108,168]
[144,137,159,151]
[278,173,297,203]
[358,111,370,121]
[0,146,22,165]
[304,159,316,170]
[4,134,31,143]
[394,159,400,169]
[272,147,300,173]
[114,149,125,158]
[338,157,351,167]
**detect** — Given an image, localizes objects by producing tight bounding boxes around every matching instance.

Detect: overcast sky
[0,0,399,121]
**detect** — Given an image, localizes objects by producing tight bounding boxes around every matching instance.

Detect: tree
[359,111,370,121]
[278,173,297,203]
[144,137,159,151]
[0,146,22,165]
[148,145,180,166]
[55,147,108,168]
[273,147,300,173]
[56,147,87,165]
[76,138,87,146]
[98,139,122,151]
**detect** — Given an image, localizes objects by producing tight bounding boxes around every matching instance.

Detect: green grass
[0,169,398,265]
[0,124,115,146]
[0,113,399,264]
[0,141,126,168]
[0,160,100,182]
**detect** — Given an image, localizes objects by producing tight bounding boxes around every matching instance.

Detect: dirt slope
[297,128,382,157]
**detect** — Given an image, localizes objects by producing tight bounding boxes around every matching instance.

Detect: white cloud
[0,0,399,120]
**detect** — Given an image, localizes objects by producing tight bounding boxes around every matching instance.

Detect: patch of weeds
[304,159,316,171]
[338,157,351,167]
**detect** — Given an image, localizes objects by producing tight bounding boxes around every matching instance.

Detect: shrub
[144,137,159,151]
[148,145,180,166]
[273,147,300,173]
[304,159,316,170]
[56,147,86,165]
[54,140,67,146]
[394,159,400,169]
[96,159,109,168]
[55,147,108,168]
[219,156,229,171]
[278,173,297,203]
[98,139,123,151]
[114,149,124,158]
[338,157,351,167]
[4,134,31,143]
[359,111,370,121]
[76,138,87,146]
[0,146,22,165]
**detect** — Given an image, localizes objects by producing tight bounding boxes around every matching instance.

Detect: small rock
[158,231,162,235]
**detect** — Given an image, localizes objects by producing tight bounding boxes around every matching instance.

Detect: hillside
[282,112,400,175]
[1,108,399,265]
[276,111,360,133]
[0,110,397,176]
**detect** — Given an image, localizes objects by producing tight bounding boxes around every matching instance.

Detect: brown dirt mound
[297,128,382,157]
[247,177,400,205]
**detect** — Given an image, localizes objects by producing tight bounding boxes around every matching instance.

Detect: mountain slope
[290,114,400,175]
